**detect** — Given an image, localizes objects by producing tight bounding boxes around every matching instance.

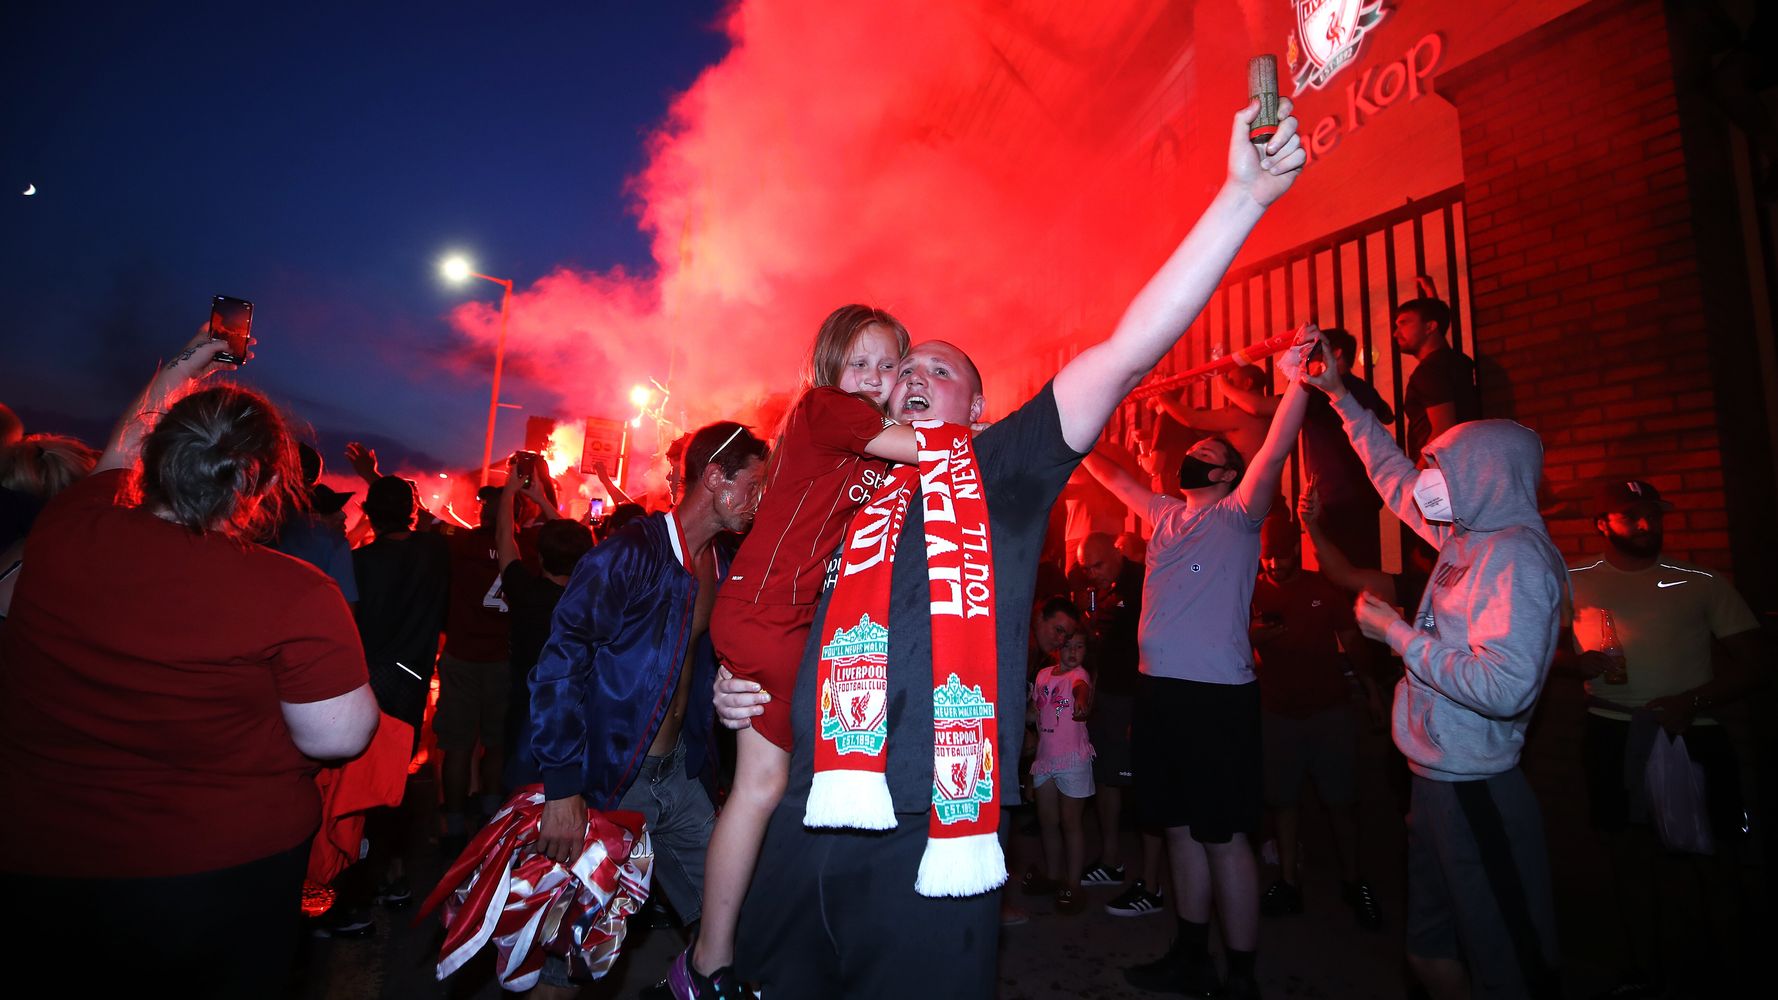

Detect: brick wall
[1441,0,1732,568]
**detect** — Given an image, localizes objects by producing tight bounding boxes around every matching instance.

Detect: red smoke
[448,2,1273,481]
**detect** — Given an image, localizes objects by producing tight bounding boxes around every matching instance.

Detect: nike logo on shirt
[1657,580,1687,588]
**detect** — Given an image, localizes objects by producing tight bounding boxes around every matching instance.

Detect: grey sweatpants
[1407,769,1560,999]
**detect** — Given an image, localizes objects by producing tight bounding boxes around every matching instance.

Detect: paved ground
[295,678,1770,998]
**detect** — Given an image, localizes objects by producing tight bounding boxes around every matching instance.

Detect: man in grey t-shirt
[1081,345,1315,1000]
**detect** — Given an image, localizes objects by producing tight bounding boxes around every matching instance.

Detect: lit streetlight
[441,255,515,487]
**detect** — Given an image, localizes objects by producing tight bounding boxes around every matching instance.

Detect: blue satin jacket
[524,512,728,808]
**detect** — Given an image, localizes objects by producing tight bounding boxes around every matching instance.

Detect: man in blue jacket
[521,420,768,996]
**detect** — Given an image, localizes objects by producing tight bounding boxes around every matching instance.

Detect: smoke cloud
[448,1,1261,473]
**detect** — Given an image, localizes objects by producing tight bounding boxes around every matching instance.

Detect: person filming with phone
[0,328,379,995]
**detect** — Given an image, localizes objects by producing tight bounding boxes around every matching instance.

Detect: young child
[1025,630,1096,915]
[676,305,920,999]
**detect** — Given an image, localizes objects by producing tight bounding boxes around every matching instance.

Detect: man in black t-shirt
[1393,296,1479,601]
[353,476,451,739]
[1302,328,1393,568]
[1393,296,1479,466]
[719,99,1307,1000]
[344,475,451,918]
[492,470,592,790]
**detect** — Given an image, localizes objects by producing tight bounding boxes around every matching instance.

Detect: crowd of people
[0,92,1766,1000]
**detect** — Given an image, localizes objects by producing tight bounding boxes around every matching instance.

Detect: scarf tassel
[804,769,897,830]
[914,833,1006,897]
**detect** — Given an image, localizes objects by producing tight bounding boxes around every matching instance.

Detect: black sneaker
[311,906,375,939]
[1225,972,1262,1000]
[1105,879,1166,917]
[1260,879,1304,916]
[1342,880,1382,930]
[1124,943,1219,996]
[1123,945,1185,993]
[1080,862,1126,886]
[374,877,412,910]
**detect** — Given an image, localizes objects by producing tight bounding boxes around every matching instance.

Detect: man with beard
[1567,479,1764,998]
[1393,296,1478,467]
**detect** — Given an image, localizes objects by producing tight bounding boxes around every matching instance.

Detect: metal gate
[1009,184,1476,572]
[1114,182,1474,449]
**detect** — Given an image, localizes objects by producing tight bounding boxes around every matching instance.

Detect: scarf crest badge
[817,614,890,755]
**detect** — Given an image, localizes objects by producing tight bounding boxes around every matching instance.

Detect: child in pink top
[1025,631,1095,913]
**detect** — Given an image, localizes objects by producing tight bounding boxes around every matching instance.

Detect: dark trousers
[737,806,999,999]
[2,839,310,998]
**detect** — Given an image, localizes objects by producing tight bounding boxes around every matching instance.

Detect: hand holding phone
[509,450,541,488]
[209,295,254,366]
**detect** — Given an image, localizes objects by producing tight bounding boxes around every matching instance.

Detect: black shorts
[1582,713,1744,836]
[1088,691,1135,787]
[1132,674,1261,843]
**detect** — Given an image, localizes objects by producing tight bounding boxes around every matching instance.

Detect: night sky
[0,1,729,470]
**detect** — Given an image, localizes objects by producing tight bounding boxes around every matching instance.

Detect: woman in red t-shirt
[0,332,378,995]
[675,305,921,994]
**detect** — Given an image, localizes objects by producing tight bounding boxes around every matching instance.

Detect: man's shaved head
[1078,531,1123,589]
[890,340,986,425]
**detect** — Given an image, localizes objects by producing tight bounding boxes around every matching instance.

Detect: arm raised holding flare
[1051,98,1305,453]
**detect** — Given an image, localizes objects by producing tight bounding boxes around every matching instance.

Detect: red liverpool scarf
[805,420,1004,898]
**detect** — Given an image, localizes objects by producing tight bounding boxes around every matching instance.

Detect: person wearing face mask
[1078,327,1317,1000]
[1300,342,1565,1000]
[1566,480,1764,999]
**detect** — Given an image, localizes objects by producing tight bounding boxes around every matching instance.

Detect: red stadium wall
[1442,0,1742,575]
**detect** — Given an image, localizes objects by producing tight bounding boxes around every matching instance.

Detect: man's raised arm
[1052,100,1305,453]
[1081,450,1161,525]
[1233,378,1312,518]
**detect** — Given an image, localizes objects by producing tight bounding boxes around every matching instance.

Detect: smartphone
[587,498,605,520]
[509,450,540,487]
[209,295,254,365]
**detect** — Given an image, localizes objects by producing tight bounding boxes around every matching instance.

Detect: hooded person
[1302,342,1563,1000]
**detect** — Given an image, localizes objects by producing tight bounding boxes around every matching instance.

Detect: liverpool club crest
[930,673,996,824]
[818,614,890,755]
[1287,0,1390,95]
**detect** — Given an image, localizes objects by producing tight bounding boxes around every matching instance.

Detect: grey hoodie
[1333,395,1566,780]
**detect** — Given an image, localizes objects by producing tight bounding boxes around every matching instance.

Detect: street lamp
[441,255,515,487]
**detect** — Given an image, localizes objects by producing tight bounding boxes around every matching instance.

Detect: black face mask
[1178,455,1229,490]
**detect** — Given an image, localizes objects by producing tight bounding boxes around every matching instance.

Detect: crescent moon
[22,184,35,196]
